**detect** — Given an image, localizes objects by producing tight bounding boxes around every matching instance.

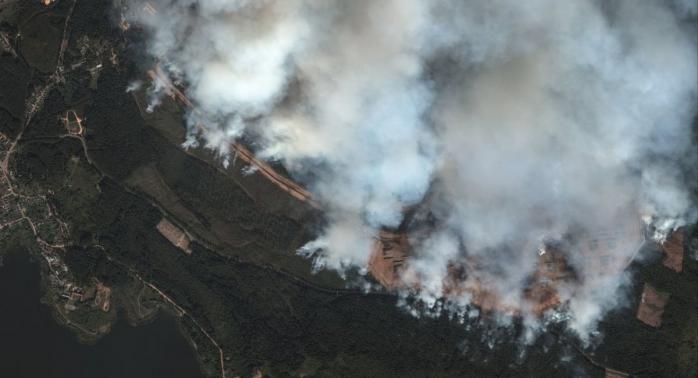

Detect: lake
[0,249,204,378]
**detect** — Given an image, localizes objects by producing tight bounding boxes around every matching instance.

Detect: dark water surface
[0,249,204,378]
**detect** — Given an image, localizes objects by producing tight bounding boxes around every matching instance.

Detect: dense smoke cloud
[124,0,697,337]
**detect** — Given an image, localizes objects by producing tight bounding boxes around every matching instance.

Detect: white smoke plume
[123,0,698,337]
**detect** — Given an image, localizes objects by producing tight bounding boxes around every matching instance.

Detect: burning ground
[0,0,696,376]
[125,0,698,337]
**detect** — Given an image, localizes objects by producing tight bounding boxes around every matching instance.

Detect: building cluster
[59,279,111,313]
[0,191,22,229]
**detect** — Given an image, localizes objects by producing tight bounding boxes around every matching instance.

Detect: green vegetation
[0,0,694,377]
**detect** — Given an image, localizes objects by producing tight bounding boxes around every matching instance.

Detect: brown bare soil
[156,218,192,254]
[367,215,643,316]
[126,164,208,240]
[94,280,112,313]
[59,109,84,136]
[661,228,684,273]
[636,283,669,328]
[367,231,408,290]
[605,367,629,377]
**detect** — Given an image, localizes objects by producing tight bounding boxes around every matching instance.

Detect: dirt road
[147,67,319,209]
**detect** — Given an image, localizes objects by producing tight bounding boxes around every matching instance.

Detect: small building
[636,283,670,328]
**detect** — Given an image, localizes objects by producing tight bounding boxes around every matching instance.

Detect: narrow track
[147,67,319,209]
